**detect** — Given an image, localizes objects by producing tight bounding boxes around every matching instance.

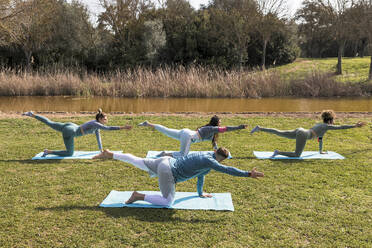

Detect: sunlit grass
[0,115,371,247]
[275,57,371,83]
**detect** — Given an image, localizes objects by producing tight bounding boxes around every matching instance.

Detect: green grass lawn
[0,115,371,247]
[275,57,371,83]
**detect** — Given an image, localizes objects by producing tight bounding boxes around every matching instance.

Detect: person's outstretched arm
[95,122,132,130]
[222,125,247,132]
[205,125,247,134]
[207,159,263,178]
[327,121,365,130]
[200,125,247,150]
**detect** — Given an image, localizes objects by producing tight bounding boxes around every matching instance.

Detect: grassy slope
[275,57,371,83]
[0,115,371,247]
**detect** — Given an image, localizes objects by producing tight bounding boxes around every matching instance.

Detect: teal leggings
[34,115,80,156]
[260,127,312,157]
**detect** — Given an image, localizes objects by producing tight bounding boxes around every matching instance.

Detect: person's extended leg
[45,124,79,156]
[48,136,74,156]
[33,114,66,132]
[153,124,182,140]
[276,129,307,157]
[94,151,175,206]
[93,150,150,172]
[113,153,149,172]
[172,129,194,158]
[259,127,298,139]
[125,158,175,206]
[139,121,182,140]
[143,159,175,206]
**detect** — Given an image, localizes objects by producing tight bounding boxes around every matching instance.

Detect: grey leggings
[113,153,176,206]
[154,124,199,158]
[260,127,312,157]
[34,115,80,156]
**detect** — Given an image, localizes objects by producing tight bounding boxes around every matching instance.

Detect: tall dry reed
[0,67,370,97]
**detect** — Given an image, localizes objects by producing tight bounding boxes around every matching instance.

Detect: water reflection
[1,96,372,112]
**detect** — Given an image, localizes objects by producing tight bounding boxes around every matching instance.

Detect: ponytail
[96,108,105,121]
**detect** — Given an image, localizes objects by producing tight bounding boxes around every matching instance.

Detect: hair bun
[98,108,102,114]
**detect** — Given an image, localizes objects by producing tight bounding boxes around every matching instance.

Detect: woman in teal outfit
[22,109,132,157]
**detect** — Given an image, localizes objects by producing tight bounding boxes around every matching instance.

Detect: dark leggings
[260,127,312,157]
[34,115,80,156]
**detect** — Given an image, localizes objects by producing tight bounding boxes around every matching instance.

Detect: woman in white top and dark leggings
[138,115,247,158]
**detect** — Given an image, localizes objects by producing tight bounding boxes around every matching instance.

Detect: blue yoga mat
[253,151,345,159]
[100,190,234,211]
[146,151,232,159]
[32,151,122,160]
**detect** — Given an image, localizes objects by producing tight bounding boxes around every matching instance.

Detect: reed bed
[0,66,371,97]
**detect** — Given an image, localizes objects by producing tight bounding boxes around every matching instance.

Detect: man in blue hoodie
[94,147,264,207]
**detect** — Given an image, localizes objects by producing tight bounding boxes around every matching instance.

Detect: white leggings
[154,124,199,158]
[113,153,176,206]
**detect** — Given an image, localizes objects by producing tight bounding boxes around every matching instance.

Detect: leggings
[154,124,199,158]
[113,153,176,206]
[260,127,312,157]
[34,115,80,156]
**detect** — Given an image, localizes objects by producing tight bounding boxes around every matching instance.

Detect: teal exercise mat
[253,151,345,159]
[32,151,122,160]
[100,190,234,211]
[146,151,232,159]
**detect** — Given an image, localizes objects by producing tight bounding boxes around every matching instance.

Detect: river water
[1,96,372,113]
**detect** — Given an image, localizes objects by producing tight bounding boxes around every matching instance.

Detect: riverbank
[0,57,371,98]
[2,111,372,119]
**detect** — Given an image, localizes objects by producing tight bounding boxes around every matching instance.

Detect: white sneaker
[22,111,34,117]
[250,125,260,134]
[138,121,148,127]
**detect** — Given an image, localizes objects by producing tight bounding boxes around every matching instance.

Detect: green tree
[322,0,355,75]
[0,0,58,68]
[296,0,335,57]
[98,0,155,68]
[159,0,198,65]
[39,0,95,68]
[256,0,287,69]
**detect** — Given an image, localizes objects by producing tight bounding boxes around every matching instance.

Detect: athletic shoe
[22,111,34,117]
[250,125,260,134]
[138,121,148,127]
[41,149,48,157]
[271,150,279,157]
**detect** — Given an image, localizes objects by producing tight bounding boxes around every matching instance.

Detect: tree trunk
[336,41,345,75]
[24,49,32,71]
[261,39,267,70]
[369,56,372,80]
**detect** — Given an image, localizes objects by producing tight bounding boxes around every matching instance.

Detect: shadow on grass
[231,156,257,160]
[35,205,224,223]
[0,159,94,165]
[343,148,372,156]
